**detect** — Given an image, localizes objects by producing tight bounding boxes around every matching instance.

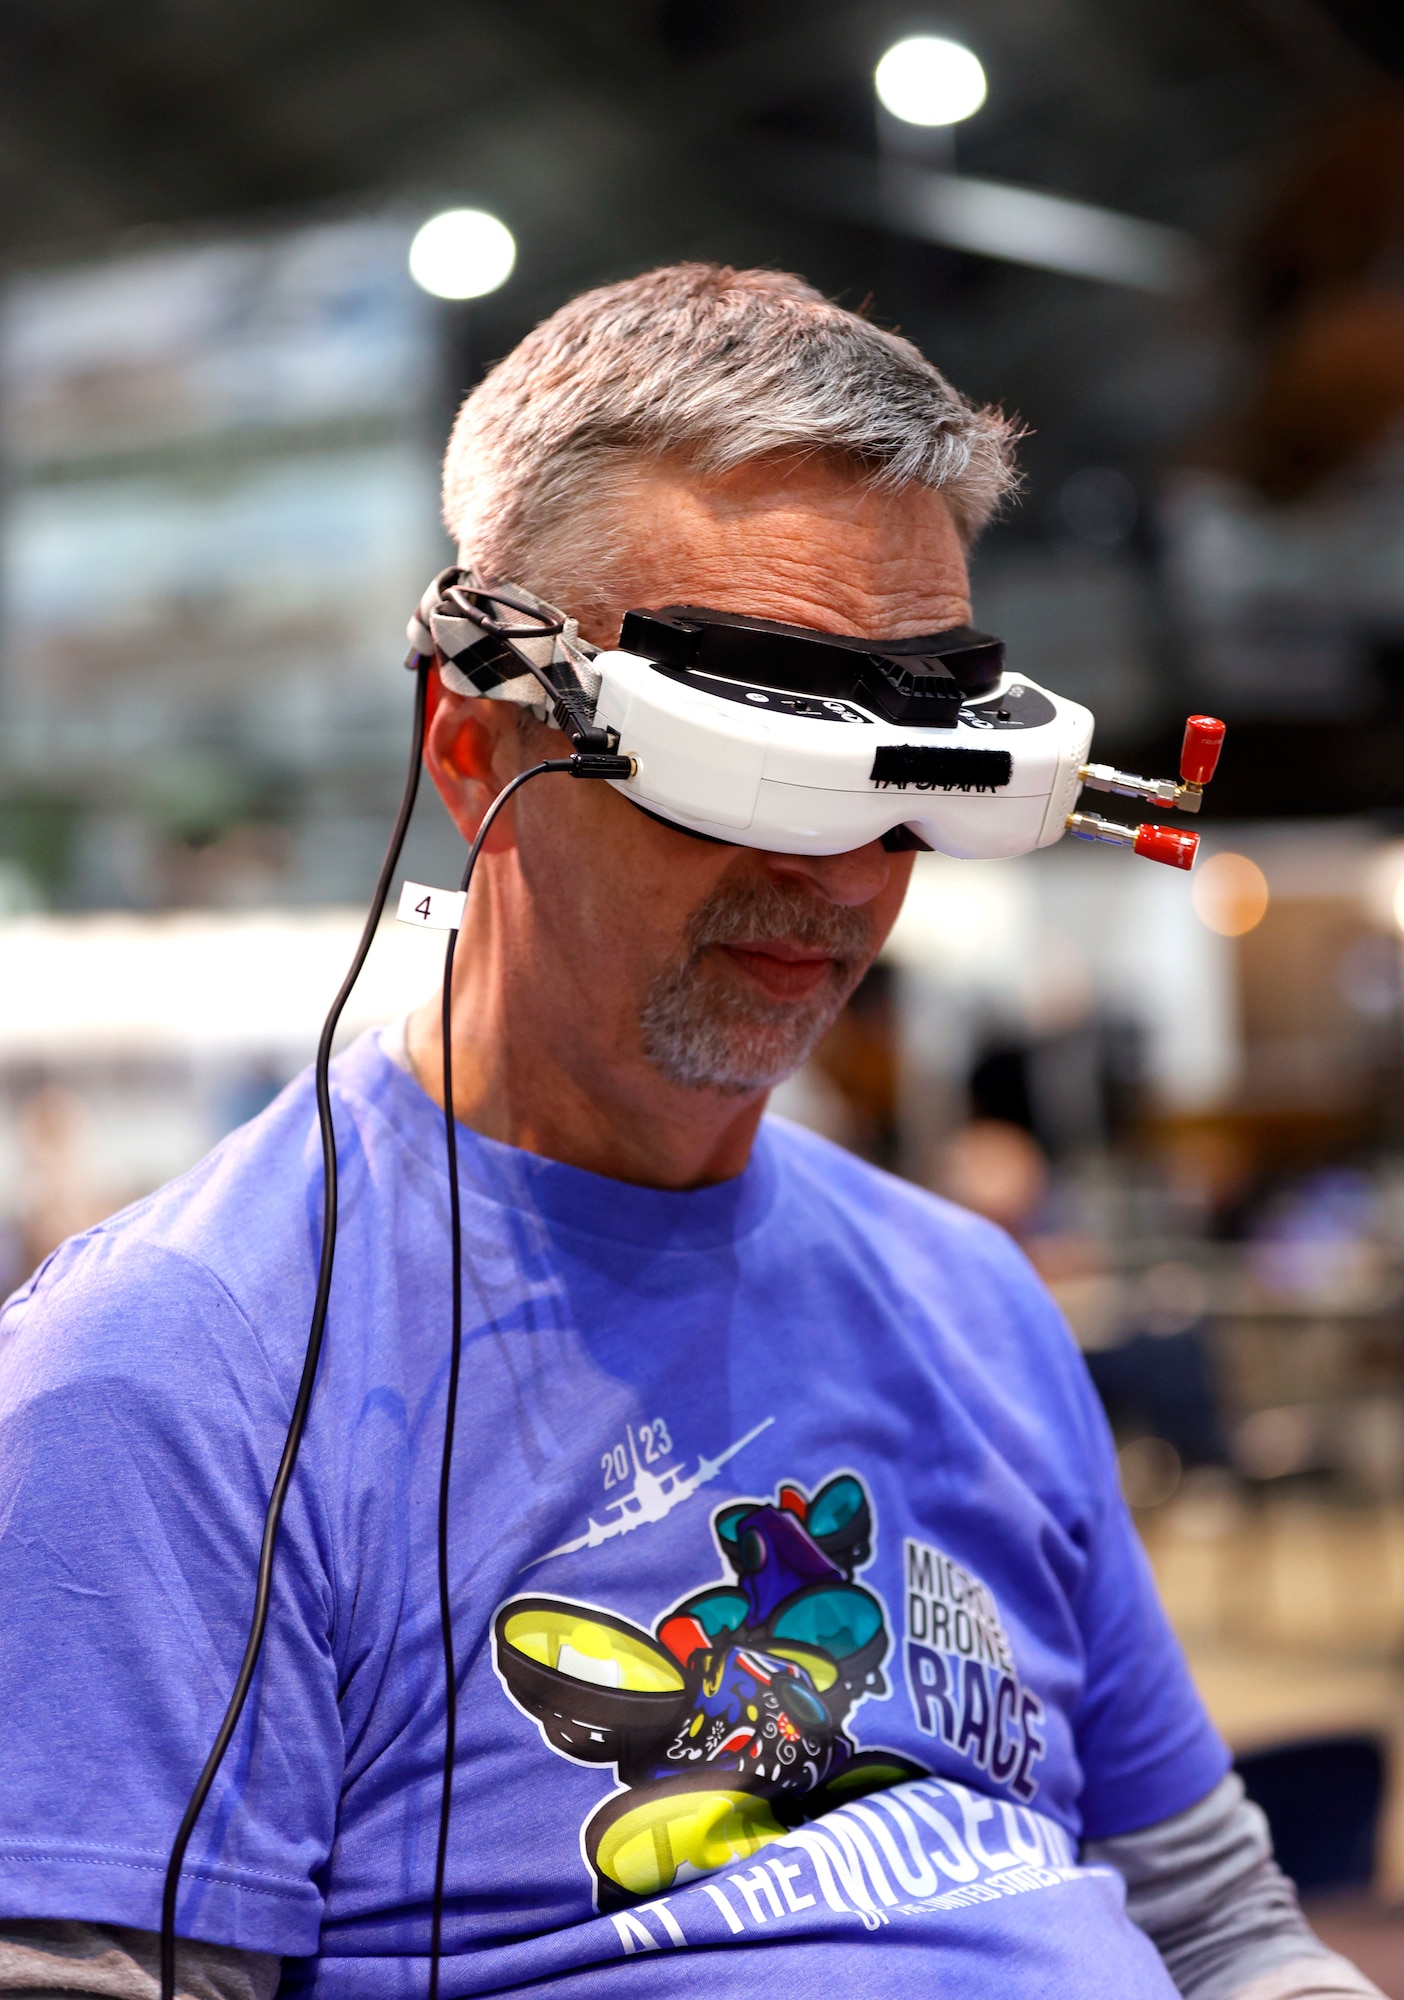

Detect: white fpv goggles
[407,566,1222,868]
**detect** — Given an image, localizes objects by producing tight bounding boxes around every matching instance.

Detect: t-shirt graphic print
[497,1463,944,1910]
[903,1534,1046,1802]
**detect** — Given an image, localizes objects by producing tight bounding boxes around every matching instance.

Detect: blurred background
[1,0,1403,1975]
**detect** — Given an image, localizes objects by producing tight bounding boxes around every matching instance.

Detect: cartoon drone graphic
[493,1473,923,1908]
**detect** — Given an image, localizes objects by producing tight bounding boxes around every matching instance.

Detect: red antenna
[1133,824,1199,871]
[1067,716,1225,869]
[1180,715,1226,791]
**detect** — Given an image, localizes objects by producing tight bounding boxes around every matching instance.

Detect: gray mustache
[686,871,873,960]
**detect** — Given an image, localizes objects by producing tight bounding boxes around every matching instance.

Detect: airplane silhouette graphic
[528,1416,776,1566]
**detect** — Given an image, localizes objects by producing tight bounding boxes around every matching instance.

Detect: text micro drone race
[157,565,1227,2000]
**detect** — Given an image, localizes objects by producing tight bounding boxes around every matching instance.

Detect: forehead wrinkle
[593,459,972,643]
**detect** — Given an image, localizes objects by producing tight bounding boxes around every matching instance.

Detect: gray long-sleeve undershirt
[0,1773,1384,2000]
[0,1923,277,2000]
[1083,1772,1383,1999]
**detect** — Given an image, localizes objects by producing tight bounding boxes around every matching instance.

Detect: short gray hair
[441,263,1020,624]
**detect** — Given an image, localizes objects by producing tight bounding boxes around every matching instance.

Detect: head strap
[406,565,602,727]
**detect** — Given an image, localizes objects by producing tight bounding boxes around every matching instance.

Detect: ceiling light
[408,209,516,300]
[875,36,988,128]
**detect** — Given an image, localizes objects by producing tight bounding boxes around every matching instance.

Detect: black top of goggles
[619,604,1004,729]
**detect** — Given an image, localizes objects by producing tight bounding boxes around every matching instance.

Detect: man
[0,264,1379,1999]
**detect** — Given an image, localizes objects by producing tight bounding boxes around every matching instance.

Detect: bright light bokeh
[408,208,516,300]
[875,36,988,127]
[1192,851,1270,938]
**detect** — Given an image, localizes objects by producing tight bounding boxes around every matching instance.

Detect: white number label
[396,881,466,930]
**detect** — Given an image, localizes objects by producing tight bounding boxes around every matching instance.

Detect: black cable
[444,577,566,642]
[425,745,629,1993]
[428,756,573,2000]
[159,660,432,2000]
[439,579,610,753]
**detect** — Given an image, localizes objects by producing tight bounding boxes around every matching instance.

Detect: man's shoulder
[760,1110,1024,1267]
[759,1114,1091,1427]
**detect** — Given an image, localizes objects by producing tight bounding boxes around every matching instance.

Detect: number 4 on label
[396,881,467,931]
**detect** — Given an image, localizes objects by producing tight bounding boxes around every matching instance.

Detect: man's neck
[402,916,768,1192]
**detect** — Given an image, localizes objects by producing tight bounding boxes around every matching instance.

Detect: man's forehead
[622,449,956,528]
[600,456,973,643]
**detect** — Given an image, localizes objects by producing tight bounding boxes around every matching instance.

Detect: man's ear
[423,685,531,850]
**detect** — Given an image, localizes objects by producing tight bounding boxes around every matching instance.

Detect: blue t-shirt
[0,1029,1226,1999]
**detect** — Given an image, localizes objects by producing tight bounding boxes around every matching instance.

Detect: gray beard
[639,871,875,1094]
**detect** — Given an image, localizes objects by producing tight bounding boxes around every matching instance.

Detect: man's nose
[759,840,897,907]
